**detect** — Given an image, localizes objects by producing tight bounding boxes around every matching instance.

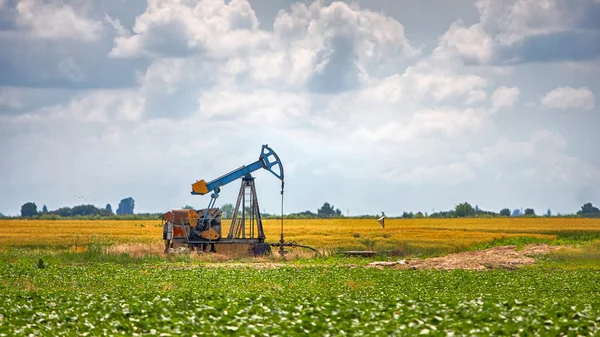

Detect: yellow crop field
[1,218,599,252]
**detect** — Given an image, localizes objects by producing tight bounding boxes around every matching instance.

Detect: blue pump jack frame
[192,144,284,228]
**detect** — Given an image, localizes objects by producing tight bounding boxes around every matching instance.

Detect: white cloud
[392,162,476,185]
[109,0,268,58]
[104,14,129,38]
[476,0,567,45]
[10,90,145,123]
[411,107,488,138]
[541,87,595,110]
[475,0,600,47]
[466,0,600,67]
[403,62,488,103]
[222,0,419,92]
[491,86,520,112]
[351,107,488,143]
[140,58,189,94]
[466,90,488,105]
[198,89,309,126]
[273,1,420,62]
[483,130,567,160]
[466,130,600,186]
[434,21,493,63]
[15,0,103,41]
[359,61,488,105]
[111,0,418,94]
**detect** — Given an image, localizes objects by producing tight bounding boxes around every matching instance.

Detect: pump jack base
[165,242,271,258]
[166,241,320,258]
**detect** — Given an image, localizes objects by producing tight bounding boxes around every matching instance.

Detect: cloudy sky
[1,0,599,216]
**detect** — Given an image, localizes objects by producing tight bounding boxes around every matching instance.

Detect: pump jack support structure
[227,175,265,242]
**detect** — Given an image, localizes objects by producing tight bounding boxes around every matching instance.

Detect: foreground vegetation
[1,252,600,336]
[1,218,599,336]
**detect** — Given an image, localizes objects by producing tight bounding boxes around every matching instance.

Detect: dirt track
[368,244,563,270]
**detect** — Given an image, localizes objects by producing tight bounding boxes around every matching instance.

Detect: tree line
[4,199,600,220]
[268,201,600,219]
[16,197,137,219]
[397,202,600,219]
[217,201,600,219]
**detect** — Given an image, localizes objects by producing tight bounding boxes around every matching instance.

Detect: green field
[1,249,600,336]
[2,221,600,336]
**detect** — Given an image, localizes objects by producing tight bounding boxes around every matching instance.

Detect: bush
[39,214,62,220]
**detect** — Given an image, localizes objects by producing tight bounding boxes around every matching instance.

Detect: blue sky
[0,0,599,216]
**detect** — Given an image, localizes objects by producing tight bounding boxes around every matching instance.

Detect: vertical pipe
[252,180,265,240]
[241,180,246,239]
[250,180,254,238]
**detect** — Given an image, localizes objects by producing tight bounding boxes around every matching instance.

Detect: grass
[542,230,600,242]
[537,240,600,269]
[468,236,556,251]
[469,231,600,251]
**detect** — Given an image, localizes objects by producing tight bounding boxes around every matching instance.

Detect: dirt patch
[160,244,563,270]
[106,243,165,257]
[379,244,564,270]
[103,243,564,271]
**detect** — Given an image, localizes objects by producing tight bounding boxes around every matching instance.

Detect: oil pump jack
[161,144,316,256]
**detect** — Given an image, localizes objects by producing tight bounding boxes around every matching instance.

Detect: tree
[512,209,521,217]
[524,208,535,216]
[402,211,414,219]
[546,209,552,217]
[430,210,455,218]
[499,208,511,217]
[42,205,48,213]
[106,204,113,214]
[116,197,135,215]
[577,202,600,215]
[289,210,318,218]
[21,202,38,217]
[220,203,234,218]
[52,207,72,217]
[317,202,339,218]
[317,202,333,217]
[71,204,103,216]
[182,205,194,209]
[454,202,475,217]
[415,212,425,219]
